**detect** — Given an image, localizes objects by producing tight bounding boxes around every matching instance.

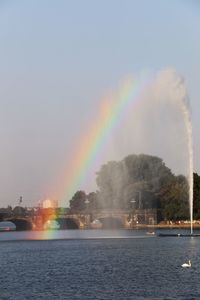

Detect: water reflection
[0,229,156,241]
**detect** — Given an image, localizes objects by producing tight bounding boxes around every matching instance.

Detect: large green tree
[69,190,87,211]
[193,172,200,219]
[69,154,194,222]
[157,175,189,221]
[96,154,175,210]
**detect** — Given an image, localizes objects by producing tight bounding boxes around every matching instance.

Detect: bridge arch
[8,218,33,231]
[56,217,80,229]
[98,217,123,229]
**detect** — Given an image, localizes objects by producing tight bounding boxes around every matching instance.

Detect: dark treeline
[69,154,200,222]
[0,154,200,223]
[0,206,35,220]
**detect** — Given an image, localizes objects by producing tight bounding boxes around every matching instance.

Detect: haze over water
[1,2,200,300]
[0,1,199,207]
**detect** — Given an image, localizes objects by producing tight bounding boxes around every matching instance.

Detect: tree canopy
[193,173,200,219]
[69,153,200,222]
[95,154,176,211]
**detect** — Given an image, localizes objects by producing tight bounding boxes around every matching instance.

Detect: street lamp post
[85,198,90,210]
[130,199,136,228]
[130,199,136,209]
[85,198,90,228]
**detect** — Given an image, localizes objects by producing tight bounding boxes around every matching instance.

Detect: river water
[0,229,200,300]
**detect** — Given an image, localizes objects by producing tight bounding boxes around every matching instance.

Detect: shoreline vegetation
[0,154,200,231]
[69,155,200,222]
[132,223,200,229]
[1,222,200,232]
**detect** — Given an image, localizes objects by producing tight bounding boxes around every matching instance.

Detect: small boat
[146,231,155,235]
[0,221,16,231]
[181,260,191,268]
[91,219,102,229]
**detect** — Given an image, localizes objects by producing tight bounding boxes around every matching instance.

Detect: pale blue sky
[0,0,200,206]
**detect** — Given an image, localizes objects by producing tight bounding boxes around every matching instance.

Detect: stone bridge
[3,208,157,230]
[4,217,33,231]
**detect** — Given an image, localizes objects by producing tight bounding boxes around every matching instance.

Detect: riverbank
[133,223,200,229]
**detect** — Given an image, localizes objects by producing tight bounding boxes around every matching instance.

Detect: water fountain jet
[153,70,194,236]
[171,75,193,235]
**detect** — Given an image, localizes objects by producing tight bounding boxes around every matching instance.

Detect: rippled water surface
[1,230,200,299]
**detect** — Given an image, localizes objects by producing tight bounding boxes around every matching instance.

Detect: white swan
[181,260,191,268]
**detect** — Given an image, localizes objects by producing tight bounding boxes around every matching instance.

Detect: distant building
[42,199,58,209]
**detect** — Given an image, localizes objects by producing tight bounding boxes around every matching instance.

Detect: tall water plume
[152,69,194,233]
[97,69,194,228]
[177,82,193,234]
[60,68,193,228]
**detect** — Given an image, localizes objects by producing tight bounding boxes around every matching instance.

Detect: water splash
[180,94,193,234]
[154,69,194,233]
[56,68,194,230]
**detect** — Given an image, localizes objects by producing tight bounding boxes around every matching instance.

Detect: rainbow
[34,73,153,238]
[58,73,152,206]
